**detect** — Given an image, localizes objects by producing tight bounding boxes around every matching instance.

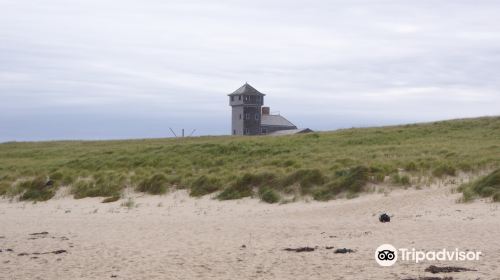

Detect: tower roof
[228,83,265,96]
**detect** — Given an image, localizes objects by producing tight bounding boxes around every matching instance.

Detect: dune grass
[0,116,498,202]
[459,169,500,202]
[136,173,170,195]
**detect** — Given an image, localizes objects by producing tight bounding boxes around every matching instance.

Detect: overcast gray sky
[1,0,499,141]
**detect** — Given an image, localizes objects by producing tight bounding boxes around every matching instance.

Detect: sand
[1,182,499,280]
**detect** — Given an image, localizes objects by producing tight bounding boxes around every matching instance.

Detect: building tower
[228,83,265,135]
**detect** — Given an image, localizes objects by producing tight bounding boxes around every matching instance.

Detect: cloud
[0,0,499,141]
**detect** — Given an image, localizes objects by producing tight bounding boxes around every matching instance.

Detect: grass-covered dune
[459,169,500,202]
[0,116,499,203]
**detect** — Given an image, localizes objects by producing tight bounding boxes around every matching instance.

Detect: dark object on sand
[6,249,13,252]
[52,250,67,254]
[379,213,391,223]
[425,265,475,274]
[45,180,54,187]
[284,247,315,252]
[334,248,354,254]
[102,196,120,203]
[29,232,49,236]
[17,250,67,256]
[403,277,453,280]
[325,246,334,250]
[241,245,246,248]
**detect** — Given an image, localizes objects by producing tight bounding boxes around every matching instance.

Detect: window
[233,130,236,135]
[238,95,241,100]
[230,96,234,101]
[239,114,242,120]
[255,113,259,120]
[244,128,249,135]
[245,113,250,120]
[244,95,249,101]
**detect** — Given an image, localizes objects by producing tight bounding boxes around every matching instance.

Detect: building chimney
[262,107,270,115]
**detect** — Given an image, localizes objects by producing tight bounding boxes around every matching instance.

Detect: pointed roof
[228,83,265,96]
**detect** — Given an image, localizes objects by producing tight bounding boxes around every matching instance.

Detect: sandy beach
[1,181,499,280]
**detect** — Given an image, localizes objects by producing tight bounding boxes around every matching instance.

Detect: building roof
[268,128,314,136]
[261,114,296,127]
[228,83,265,96]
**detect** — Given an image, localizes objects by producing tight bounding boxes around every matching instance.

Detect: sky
[1,0,499,142]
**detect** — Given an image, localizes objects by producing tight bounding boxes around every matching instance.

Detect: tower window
[230,96,234,101]
[244,96,249,101]
[238,95,241,100]
[255,113,259,120]
[245,113,250,120]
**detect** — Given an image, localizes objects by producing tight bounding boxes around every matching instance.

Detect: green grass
[0,116,499,201]
[459,169,500,202]
[190,175,221,197]
[391,174,411,186]
[313,166,371,200]
[258,187,281,203]
[71,172,125,199]
[136,173,169,195]
[16,176,57,201]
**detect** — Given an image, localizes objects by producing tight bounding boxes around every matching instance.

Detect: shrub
[72,173,125,198]
[235,173,276,188]
[405,162,418,172]
[72,179,95,199]
[312,188,335,201]
[136,173,169,195]
[457,162,472,172]
[0,181,10,196]
[493,192,500,202]
[61,173,76,186]
[400,175,410,185]
[432,164,456,177]
[313,166,369,201]
[121,197,135,209]
[374,173,385,183]
[190,175,221,197]
[48,170,75,186]
[258,187,280,203]
[391,174,411,186]
[217,184,253,200]
[18,176,57,201]
[336,166,369,193]
[460,187,475,202]
[49,171,64,181]
[459,169,500,202]
[281,169,325,193]
[217,172,275,200]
